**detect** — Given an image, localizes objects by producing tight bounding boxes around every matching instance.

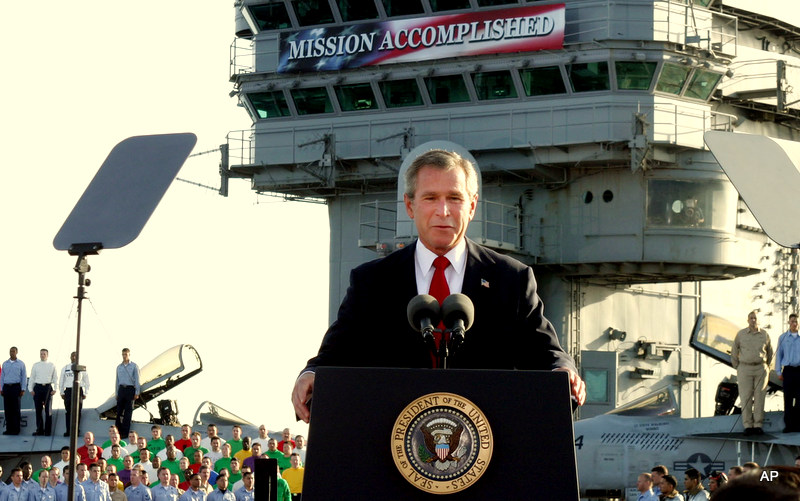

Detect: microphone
[407,295,441,350]
[442,294,474,353]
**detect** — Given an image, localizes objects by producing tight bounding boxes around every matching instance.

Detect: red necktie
[428,256,450,367]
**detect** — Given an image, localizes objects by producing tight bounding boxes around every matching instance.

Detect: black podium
[303,367,579,500]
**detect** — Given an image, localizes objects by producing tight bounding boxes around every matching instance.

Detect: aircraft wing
[678,431,800,446]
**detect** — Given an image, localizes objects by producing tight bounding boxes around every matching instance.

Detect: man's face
[230,460,240,474]
[207,425,217,437]
[651,472,662,485]
[193,451,203,465]
[252,444,262,456]
[211,438,221,451]
[77,464,88,480]
[181,426,191,439]
[295,436,305,448]
[201,458,212,469]
[41,456,51,468]
[112,446,121,459]
[242,437,251,449]
[129,470,140,486]
[200,468,209,482]
[267,440,277,452]
[140,450,150,463]
[71,352,77,363]
[9,347,17,360]
[159,469,170,485]
[232,427,241,440]
[49,469,60,486]
[107,476,117,491]
[61,450,70,461]
[90,466,101,482]
[216,476,228,491]
[122,350,130,363]
[166,447,177,461]
[282,429,290,441]
[190,476,200,490]
[660,480,673,495]
[222,444,231,458]
[282,443,292,456]
[109,427,119,442]
[11,470,22,487]
[22,463,32,479]
[88,445,97,458]
[791,317,798,333]
[748,312,758,329]
[124,457,134,469]
[242,472,253,489]
[40,350,48,362]
[39,470,49,488]
[290,455,300,469]
[191,434,201,448]
[258,426,267,437]
[404,165,477,256]
[684,475,697,490]
[152,428,161,440]
[138,437,147,449]
[169,475,179,488]
[84,432,94,446]
[129,432,138,444]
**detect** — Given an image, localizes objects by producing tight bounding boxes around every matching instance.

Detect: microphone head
[442,294,474,331]
[407,294,441,331]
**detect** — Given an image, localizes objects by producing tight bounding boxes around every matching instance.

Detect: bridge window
[381,0,424,17]
[379,79,424,108]
[337,0,379,21]
[645,179,736,231]
[430,0,471,11]
[246,2,292,31]
[655,63,691,95]
[291,87,334,115]
[684,69,722,101]
[292,0,335,26]
[472,71,518,100]
[335,83,378,111]
[425,75,471,104]
[615,61,657,90]
[477,0,518,5]
[247,91,292,119]
[568,62,610,92]
[520,66,566,96]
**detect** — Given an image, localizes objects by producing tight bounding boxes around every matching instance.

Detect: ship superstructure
[224,0,800,430]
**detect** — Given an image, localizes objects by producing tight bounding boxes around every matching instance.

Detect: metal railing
[230,38,255,78]
[358,200,522,252]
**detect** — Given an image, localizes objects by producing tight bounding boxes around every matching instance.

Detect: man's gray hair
[404,149,478,199]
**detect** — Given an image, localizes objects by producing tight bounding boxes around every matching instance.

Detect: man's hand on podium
[292,372,315,423]
[554,367,586,406]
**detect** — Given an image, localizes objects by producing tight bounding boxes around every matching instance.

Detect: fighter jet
[0,344,257,473]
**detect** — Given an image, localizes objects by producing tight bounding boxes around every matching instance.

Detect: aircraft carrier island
[224,0,800,497]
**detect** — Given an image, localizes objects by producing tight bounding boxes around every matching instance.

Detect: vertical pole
[67,255,89,501]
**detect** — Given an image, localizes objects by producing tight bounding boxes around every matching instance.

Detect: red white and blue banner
[278,4,565,73]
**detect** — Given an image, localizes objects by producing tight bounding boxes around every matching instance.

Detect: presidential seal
[391,392,493,495]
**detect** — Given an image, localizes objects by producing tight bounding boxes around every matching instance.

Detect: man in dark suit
[291,149,585,423]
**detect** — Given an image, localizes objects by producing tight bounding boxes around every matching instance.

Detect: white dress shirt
[413,238,467,295]
[28,360,58,392]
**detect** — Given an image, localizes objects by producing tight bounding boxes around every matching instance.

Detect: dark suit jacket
[304,239,577,373]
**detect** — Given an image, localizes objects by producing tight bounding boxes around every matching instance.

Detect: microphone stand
[438,327,449,369]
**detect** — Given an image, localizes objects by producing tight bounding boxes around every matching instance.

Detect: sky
[0,2,330,436]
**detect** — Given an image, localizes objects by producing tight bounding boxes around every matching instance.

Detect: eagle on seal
[422,423,463,463]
